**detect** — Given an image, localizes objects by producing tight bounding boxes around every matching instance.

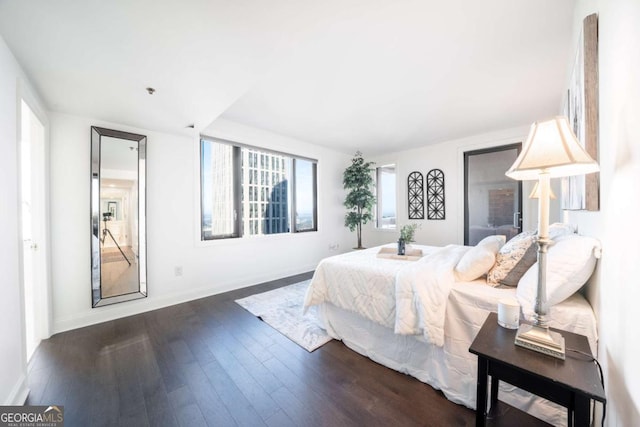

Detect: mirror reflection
[91,127,147,307]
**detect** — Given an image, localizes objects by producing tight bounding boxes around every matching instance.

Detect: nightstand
[469,313,605,427]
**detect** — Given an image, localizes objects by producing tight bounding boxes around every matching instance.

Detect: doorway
[464,144,523,246]
[19,98,48,361]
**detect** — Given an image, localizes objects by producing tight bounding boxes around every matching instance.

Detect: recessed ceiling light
[146,87,155,95]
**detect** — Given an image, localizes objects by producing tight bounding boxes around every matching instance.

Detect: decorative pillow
[548,222,577,240]
[454,235,506,282]
[486,231,536,286]
[499,243,538,286]
[516,234,600,315]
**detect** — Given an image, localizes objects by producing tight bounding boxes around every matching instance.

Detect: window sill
[196,230,318,247]
[374,227,398,233]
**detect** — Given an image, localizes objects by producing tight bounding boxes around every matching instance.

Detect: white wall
[0,36,43,404]
[49,114,351,332]
[362,126,564,248]
[567,0,640,424]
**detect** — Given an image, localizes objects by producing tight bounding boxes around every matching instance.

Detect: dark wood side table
[469,313,606,427]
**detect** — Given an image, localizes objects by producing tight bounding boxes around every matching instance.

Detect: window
[201,138,317,240]
[200,141,239,238]
[293,159,317,232]
[376,164,396,229]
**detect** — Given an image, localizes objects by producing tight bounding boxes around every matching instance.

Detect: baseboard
[4,374,29,405]
[52,263,316,334]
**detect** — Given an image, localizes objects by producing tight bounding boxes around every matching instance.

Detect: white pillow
[516,234,600,315]
[477,235,507,252]
[454,235,506,282]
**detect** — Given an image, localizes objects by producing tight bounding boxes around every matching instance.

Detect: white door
[20,99,48,361]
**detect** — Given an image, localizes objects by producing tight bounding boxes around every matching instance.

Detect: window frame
[291,159,318,233]
[200,136,318,241]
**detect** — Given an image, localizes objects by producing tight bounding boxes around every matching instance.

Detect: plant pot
[397,239,406,256]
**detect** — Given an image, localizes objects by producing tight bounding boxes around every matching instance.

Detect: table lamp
[528,181,556,200]
[505,116,599,359]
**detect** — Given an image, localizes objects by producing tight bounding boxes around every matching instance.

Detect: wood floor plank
[200,358,266,427]
[268,342,403,426]
[262,353,357,426]
[89,384,120,427]
[205,339,280,421]
[89,355,120,427]
[26,271,475,427]
[140,381,177,427]
[114,347,146,419]
[269,386,324,427]
[170,339,197,366]
[118,407,150,427]
[176,362,237,427]
[218,337,283,395]
[264,408,296,427]
[144,318,187,394]
[181,323,217,367]
[173,404,207,427]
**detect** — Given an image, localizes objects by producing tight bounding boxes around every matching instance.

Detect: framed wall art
[426,169,445,220]
[407,171,424,219]
[562,13,599,211]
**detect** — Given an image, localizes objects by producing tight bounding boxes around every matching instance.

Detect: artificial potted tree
[343,151,376,249]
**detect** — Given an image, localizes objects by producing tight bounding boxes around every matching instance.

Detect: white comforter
[304,244,469,346]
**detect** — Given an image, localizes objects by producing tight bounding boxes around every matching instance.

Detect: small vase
[397,239,406,256]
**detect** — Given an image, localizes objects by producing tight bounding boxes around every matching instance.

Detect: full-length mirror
[91,127,147,307]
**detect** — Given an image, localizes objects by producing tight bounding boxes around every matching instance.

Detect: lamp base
[515,324,566,360]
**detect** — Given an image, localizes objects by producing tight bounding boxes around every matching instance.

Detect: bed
[303,233,599,426]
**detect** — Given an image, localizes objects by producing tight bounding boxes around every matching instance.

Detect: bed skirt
[317,290,597,426]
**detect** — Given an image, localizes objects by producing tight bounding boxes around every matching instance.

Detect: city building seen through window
[201,138,317,240]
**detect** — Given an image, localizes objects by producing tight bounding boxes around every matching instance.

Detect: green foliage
[343,152,376,248]
[399,223,419,243]
[345,211,371,232]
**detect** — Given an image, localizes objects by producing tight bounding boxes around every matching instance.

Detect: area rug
[235,280,332,352]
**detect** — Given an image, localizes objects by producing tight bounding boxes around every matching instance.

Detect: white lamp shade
[506,116,599,181]
[529,181,557,199]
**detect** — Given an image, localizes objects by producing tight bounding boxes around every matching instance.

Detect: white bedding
[304,244,436,328]
[304,244,598,426]
[304,243,467,345]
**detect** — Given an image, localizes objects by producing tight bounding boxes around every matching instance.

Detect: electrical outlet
[328,243,340,251]
[174,266,183,277]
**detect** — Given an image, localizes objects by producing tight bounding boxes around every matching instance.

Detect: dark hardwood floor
[26,272,474,426]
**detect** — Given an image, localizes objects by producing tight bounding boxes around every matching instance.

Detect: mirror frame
[91,126,147,307]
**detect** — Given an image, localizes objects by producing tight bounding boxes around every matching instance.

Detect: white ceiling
[0,0,576,155]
